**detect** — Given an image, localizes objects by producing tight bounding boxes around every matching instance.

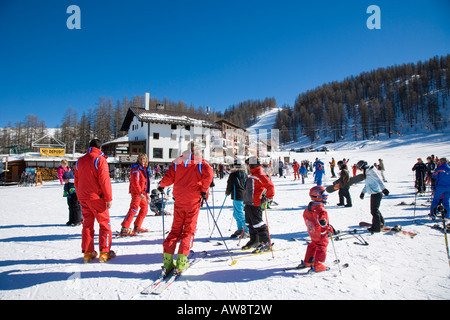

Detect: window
[171,124,177,130]
[169,148,178,158]
[153,148,163,159]
[153,132,159,140]
[171,133,177,141]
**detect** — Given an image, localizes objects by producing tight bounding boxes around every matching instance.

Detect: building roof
[215,119,247,132]
[120,107,221,132]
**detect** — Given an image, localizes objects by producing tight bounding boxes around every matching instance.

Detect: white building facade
[121,100,221,164]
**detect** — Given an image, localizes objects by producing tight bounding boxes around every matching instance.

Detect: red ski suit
[74,147,113,253]
[121,163,151,229]
[303,201,329,265]
[159,153,214,255]
[292,162,300,179]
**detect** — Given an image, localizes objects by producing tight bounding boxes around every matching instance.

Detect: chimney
[145,92,150,110]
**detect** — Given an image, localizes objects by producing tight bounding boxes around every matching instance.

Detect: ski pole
[209,195,228,238]
[203,197,237,266]
[329,231,342,275]
[413,191,418,224]
[264,204,274,259]
[161,191,165,241]
[438,206,450,267]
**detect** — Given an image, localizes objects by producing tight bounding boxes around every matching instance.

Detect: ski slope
[0,132,449,300]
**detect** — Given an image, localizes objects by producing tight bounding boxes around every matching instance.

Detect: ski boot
[241,234,259,250]
[175,254,190,273]
[133,226,148,233]
[163,253,174,273]
[99,250,116,262]
[296,258,314,269]
[83,251,98,263]
[252,242,272,253]
[119,227,137,237]
[312,261,329,272]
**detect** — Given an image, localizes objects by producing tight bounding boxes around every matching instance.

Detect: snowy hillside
[0,130,449,302]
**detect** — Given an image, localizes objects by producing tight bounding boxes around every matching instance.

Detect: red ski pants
[294,169,300,179]
[304,236,329,264]
[79,198,112,253]
[163,201,201,256]
[121,194,148,229]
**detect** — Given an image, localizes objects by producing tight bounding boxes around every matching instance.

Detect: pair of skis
[284,260,349,276]
[141,255,202,295]
[359,222,417,238]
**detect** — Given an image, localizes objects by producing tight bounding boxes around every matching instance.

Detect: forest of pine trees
[1,55,448,153]
[274,54,450,143]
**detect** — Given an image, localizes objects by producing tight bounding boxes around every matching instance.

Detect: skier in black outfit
[412,158,427,193]
[62,169,82,226]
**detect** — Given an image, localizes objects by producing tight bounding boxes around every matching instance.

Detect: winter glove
[326,224,336,235]
[360,192,365,200]
[201,192,207,200]
[157,186,164,193]
[382,189,389,196]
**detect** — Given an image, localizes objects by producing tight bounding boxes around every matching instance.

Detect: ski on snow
[141,252,203,295]
[359,222,417,238]
[284,262,349,276]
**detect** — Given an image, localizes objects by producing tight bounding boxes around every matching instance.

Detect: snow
[1,132,449,301]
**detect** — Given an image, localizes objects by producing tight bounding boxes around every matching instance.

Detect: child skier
[62,168,82,226]
[300,186,334,272]
[226,159,249,238]
[149,189,171,216]
[243,156,275,253]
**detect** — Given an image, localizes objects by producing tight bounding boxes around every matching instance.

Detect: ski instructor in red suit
[158,141,214,273]
[74,139,115,263]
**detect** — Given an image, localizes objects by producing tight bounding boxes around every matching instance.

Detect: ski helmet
[356,160,368,170]
[309,185,328,202]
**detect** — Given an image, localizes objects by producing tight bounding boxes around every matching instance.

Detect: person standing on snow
[329,158,336,178]
[62,168,82,226]
[412,158,427,194]
[374,159,387,182]
[242,156,275,253]
[429,157,450,219]
[119,154,151,236]
[57,159,69,185]
[357,160,390,233]
[74,139,115,263]
[313,163,325,186]
[157,142,214,273]
[226,159,249,239]
[333,160,352,207]
[292,160,300,181]
[300,185,334,272]
[299,163,307,184]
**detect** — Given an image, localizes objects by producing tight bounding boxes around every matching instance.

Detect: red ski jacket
[303,201,329,242]
[159,153,214,204]
[129,163,150,195]
[74,147,112,202]
[243,166,275,207]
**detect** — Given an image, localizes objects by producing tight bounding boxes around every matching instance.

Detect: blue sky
[0,0,449,127]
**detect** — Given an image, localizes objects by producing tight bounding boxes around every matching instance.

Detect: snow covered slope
[0,131,449,301]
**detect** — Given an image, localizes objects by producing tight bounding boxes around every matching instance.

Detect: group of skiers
[67,138,448,275]
[412,155,450,220]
